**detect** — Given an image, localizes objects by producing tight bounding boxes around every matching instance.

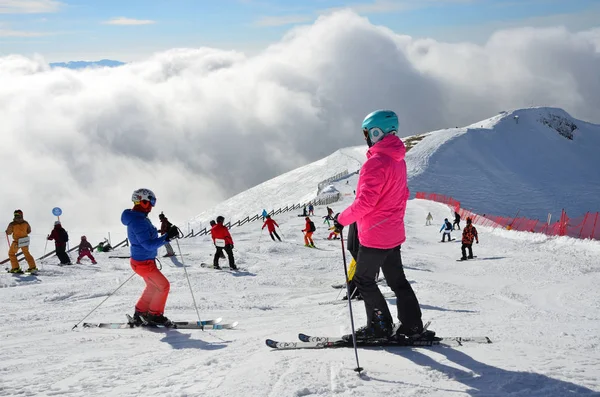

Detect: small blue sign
[52,207,62,216]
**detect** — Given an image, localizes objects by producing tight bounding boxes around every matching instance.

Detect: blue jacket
[121,209,167,260]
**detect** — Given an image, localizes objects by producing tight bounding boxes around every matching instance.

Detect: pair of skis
[82,315,238,330]
[266,331,492,350]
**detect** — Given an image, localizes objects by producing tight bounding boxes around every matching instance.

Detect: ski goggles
[134,196,156,208]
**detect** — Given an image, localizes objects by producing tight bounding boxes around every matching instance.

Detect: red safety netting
[415,192,599,241]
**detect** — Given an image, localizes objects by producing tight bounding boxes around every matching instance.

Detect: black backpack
[60,228,69,242]
[309,221,316,232]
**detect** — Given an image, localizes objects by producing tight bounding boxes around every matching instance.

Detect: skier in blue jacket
[121,188,179,326]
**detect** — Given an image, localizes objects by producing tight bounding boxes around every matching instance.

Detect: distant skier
[302,217,316,248]
[211,216,237,270]
[453,211,461,230]
[262,209,268,220]
[300,205,308,217]
[122,188,179,327]
[335,109,426,341]
[158,213,176,257]
[47,221,72,265]
[5,209,37,274]
[76,236,97,264]
[425,212,433,226]
[327,225,340,240]
[262,215,281,242]
[308,203,314,216]
[440,218,453,242]
[460,217,479,260]
[97,238,113,252]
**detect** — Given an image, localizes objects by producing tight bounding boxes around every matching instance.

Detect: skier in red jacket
[262,215,281,241]
[210,216,237,270]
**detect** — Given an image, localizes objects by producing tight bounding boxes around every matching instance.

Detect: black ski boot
[345,309,393,341]
[144,313,175,328]
[131,311,146,326]
[396,321,436,341]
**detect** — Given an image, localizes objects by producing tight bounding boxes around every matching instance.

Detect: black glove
[165,225,179,241]
[333,213,344,233]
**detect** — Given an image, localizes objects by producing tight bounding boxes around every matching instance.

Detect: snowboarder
[453,211,461,230]
[440,218,453,242]
[5,209,37,274]
[425,212,433,226]
[122,188,179,326]
[335,109,425,340]
[262,215,281,241]
[209,220,226,259]
[308,203,314,216]
[302,216,316,248]
[211,216,237,270]
[460,217,479,260]
[158,213,176,257]
[47,221,72,265]
[301,205,308,217]
[76,236,97,264]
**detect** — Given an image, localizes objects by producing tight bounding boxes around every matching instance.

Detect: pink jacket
[338,135,409,249]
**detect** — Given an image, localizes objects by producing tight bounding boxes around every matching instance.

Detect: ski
[82,317,238,330]
[266,335,492,350]
[318,291,395,305]
[331,279,386,289]
[200,263,246,271]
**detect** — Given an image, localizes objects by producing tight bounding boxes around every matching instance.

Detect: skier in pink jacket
[336,109,425,341]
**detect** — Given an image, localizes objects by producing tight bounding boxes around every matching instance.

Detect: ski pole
[175,238,204,329]
[259,228,264,244]
[339,228,363,374]
[277,227,285,241]
[71,272,136,330]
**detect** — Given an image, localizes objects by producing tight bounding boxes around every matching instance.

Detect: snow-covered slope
[187,147,365,231]
[2,194,599,396]
[408,107,600,220]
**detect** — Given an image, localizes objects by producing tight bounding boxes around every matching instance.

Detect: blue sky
[1,0,599,62]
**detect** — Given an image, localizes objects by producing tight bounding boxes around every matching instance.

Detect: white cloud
[0,28,51,37]
[0,0,62,14]
[1,10,600,235]
[254,15,314,27]
[103,17,156,26]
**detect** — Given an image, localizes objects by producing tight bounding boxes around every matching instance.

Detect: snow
[2,106,600,396]
[2,190,600,395]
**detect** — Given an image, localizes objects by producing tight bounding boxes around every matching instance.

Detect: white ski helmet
[131,188,157,207]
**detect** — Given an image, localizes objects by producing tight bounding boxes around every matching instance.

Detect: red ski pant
[77,250,96,262]
[130,259,170,315]
[303,232,314,245]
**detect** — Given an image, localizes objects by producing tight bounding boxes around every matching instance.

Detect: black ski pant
[354,245,422,329]
[461,243,473,259]
[55,245,71,264]
[214,244,235,267]
[269,230,281,241]
[453,220,460,230]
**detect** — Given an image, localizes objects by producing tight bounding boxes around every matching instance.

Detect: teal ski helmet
[362,110,398,147]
